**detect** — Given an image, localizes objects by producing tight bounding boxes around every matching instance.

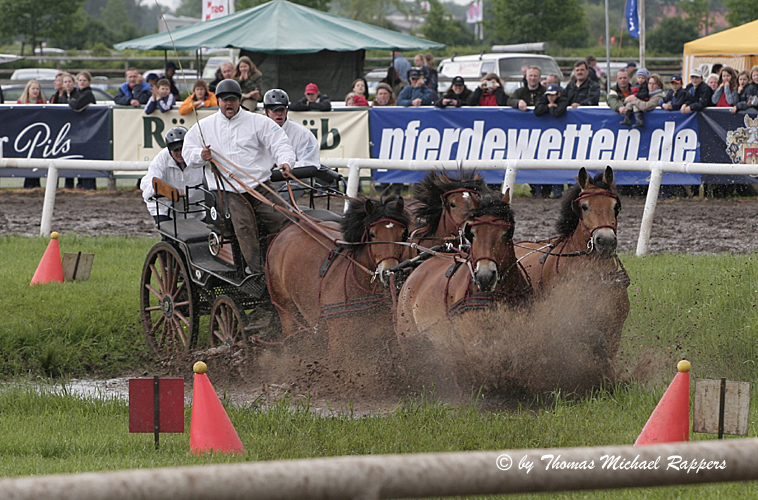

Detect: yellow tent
[682,20,758,79]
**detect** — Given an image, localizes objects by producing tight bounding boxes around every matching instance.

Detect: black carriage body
[140,166,344,355]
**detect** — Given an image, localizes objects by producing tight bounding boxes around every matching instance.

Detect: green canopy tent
[114,0,444,99]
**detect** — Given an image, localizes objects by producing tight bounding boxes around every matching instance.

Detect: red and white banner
[466,0,483,23]
[202,0,230,21]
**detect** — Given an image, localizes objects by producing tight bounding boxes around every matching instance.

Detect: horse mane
[412,170,492,234]
[341,195,410,243]
[467,193,515,237]
[555,172,618,237]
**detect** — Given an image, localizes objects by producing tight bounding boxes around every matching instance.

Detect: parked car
[202,56,234,80]
[364,67,387,98]
[436,53,564,95]
[33,47,66,56]
[10,68,60,81]
[1,84,114,104]
[141,68,199,84]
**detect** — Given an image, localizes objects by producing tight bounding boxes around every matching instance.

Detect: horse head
[461,190,516,292]
[557,166,620,260]
[342,195,409,286]
[412,170,492,239]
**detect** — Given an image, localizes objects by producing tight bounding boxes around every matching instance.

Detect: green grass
[0,235,156,377]
[1,235,758,495]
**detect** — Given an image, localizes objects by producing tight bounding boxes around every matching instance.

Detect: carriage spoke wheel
[140,242,198,356]
[209,296,247,348]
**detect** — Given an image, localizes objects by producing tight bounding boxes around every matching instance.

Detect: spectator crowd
[15,55,758,192]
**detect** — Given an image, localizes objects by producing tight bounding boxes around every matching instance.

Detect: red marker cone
[634,360,691,445]
[190,361,244,455]
[31,232,64,285]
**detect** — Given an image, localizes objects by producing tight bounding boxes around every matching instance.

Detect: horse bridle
[571,188,620,255]
[441,188,479,233]
[461,216,515,282]
[359,218,408,282]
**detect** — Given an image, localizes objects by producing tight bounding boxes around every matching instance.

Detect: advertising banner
[698,109,758,185]
[0,105,110,179]
[369,107,701,186]
[112,108,215,164]
[202,0,231,21]
[112,108,370,170]
[288,109,370,159]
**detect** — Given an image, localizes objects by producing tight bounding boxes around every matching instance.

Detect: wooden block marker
[694,378,751,438]
[62,252,94,282]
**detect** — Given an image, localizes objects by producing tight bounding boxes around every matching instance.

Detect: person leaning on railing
[179,79,218,115]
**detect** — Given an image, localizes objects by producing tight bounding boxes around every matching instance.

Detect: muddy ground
[2,188,758,411]
[2,188,757,254]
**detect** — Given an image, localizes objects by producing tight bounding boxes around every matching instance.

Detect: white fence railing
[1,438,756,499]
[3,158,758,256]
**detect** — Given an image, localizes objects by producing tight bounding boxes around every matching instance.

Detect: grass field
[1,234,757,497]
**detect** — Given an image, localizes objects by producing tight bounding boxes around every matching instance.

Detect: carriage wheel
[209,295,247,347]
[140,242,199,356]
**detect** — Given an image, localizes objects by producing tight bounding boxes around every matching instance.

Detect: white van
[436,53,563,95]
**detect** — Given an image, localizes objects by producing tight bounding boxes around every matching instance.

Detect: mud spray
[191,268,658,411]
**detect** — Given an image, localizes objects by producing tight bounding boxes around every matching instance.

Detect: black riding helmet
[165,126,187,152]
[215,79,242,100]
[263,89,289,110]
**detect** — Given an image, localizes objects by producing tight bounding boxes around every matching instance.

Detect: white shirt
[183,108,296,191]
[140,148,206,217]
[282,118,321,168]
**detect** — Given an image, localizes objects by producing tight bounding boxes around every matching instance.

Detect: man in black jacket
[289,83,332,111]
[508,66,545,111]
[566,60,600,108]
[532,84,568,198]
[661,75,687,112]
[681,68,713,114]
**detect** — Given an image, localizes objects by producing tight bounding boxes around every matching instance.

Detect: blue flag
[625,0,639,39]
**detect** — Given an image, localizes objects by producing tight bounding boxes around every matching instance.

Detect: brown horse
[396,192,531,345]
[514,166,630,357]
[405,170,493,257]
[266,196,409,388]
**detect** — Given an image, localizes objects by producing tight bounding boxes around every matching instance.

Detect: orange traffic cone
[190,361,244,455]
[634,360,691,445]
[31,232,64,285]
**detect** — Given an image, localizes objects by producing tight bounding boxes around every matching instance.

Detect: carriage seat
[157,218,213,243]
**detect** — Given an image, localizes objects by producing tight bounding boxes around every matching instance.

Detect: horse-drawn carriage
[140,165,631,396]
[139,166,343,357]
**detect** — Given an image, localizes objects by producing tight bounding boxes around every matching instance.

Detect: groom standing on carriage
[183,79,296,274]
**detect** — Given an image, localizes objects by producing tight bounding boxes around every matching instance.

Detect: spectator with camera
[436,76,471,108]
[467,73,508,106]
[397,68,436,107]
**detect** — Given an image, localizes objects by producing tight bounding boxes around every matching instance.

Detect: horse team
[265,167,630,395]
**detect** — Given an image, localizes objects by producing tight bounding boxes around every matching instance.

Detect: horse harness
[318,218,408,319]
[444,216,532,317]
[517,188,629,289]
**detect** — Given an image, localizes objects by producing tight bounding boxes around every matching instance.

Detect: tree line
[0,0,755,56]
